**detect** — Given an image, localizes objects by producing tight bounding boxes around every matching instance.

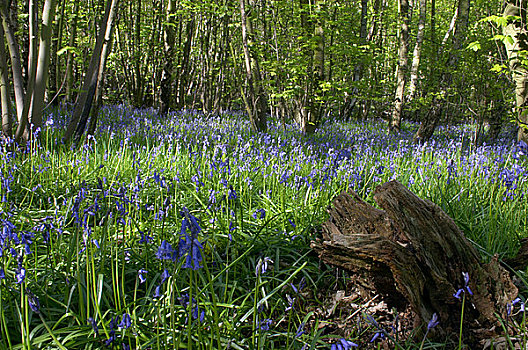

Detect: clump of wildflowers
[331,338,358,349]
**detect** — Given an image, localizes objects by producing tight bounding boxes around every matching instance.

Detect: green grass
[0,105,527,349]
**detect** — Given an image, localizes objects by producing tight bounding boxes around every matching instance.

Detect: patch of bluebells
[1,105,527,348]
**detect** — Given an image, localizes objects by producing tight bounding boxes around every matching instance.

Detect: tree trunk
[86,0,118,137]
[414,0,470,142]
[63,0,118,144]
[389,0,410,132]
[503,1,528,143]
[0,0,25,122]
[160,0,176,115]
[312,181,517,345]
[0,23,11,137]
[239,0,267,132]
[407,0,426,101]
[28,0,57,139]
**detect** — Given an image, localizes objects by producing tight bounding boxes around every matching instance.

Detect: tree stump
[311,180,517,344]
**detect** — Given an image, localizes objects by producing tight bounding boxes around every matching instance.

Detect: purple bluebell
[156,240,177,261]
[0,268,4,279]
[153,285,162,298]
[427,313,439,330]
[118,313,131,329]
[26,289,40,313]
[295,322,305,338]
[255,257,273,276]
[454,272,473,299]
[88,317,99,336]
[178,208,204,270]
[16,268,25,284]
[259,319,272,331]
[331,339,358,349]
[138,269,148,283]
[160,269,170,283]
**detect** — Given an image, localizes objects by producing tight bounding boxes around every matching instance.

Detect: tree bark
[63,0,118,144]
[414,0,470,143]
[0,23,11,137]
[312,181,517,344]
[28,0,57,138]
[86,0,118,137]
[0,0,25,122]
[407,0,426,101]
[389,0,410,132]
[160,0,176,115]
[239,0,268,132]
[503,1,528,143]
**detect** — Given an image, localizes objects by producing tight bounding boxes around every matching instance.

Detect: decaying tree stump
[311,180,518,343]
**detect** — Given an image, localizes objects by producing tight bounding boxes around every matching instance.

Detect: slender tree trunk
[27,0,57,139]
[160,0,176,115]
[407,0,426,101]
[389,0,410,132]
[308,0,325,133]
[503,1,528,142]
[86,0,118,137]
[0,23,11,137]
[414,0,470,142]
[239,0,267,132]
[345,0,368,116]
[63,0,118,143]
[65,2,78,103]
[0,0,25,121]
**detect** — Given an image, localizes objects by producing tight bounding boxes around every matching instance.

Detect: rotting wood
[311,180,518,344]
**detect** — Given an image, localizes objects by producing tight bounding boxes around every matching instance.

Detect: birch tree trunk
[389,0,410,132]
[407,0,426,101]
[503,1,528,143]
[28,0,57,138]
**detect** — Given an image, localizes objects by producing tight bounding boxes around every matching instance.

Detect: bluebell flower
[153,285,162,299]
[138,269,148,283]
[331,338,358,349]
[0,268,4,279]
[16,268,25,284]
[122,343,130,350]
[26,289,40,313]
[139,231,153,244]
[228,186,237,200]
[253,209,266,220]
[259,318,272,331]
[427,313,439,330]
[178,208,204,270]
[295,322,305,338]
[161,269,170,283]
[454,272,473,299]
[118,313,131,329]
[156,240,177,261]
[88,317,99,336]
[255,257,273,276]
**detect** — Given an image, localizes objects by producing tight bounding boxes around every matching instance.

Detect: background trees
[0,0,521,141]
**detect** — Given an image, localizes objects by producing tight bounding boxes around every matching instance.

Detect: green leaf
[490,64,507,73]
[56,46,78,56]
[466,41,481,52]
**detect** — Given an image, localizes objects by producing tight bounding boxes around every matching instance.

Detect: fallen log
[311,180,517,344]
